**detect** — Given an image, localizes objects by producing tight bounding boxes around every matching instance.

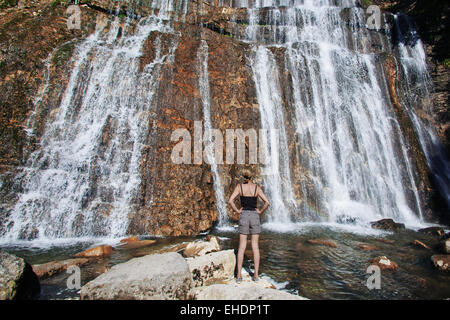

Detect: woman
[228,170,270,283]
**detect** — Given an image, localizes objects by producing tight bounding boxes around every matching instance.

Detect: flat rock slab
[80,252,193,300]
[0,250,40,300]
[188,283,308,300]
[32,258,89,279]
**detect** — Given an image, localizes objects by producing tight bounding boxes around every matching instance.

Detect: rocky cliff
[0,0,448,239]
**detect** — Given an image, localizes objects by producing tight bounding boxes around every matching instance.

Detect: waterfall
[241,1,425,228]
[197,40,228,226]
[394,14,450,210]
[1,1,446,241]
[250,46,298,224]
[1,13,179,241]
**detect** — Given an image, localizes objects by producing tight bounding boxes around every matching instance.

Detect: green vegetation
[363,0,371,6]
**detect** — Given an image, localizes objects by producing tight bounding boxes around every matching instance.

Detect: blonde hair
[240,169,253,183]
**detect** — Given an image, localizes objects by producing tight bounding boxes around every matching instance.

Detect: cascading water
[0,0,446,242]
[197,39,229,227]
[1,8,181,241]
[237,0,427,229]
[393,14,450,211]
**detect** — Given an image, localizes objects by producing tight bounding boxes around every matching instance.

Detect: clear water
[1,225,449,300]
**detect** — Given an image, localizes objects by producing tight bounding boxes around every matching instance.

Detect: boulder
[370,219,405,231]
[306,239,338,248]
[116,239,156,250]
[80,252,193,300]
[418,227,445,237]
[32,258,89,279]
[431,255,450,272]
[369,256,399,271]
[188,283,308,300]
[0,250,40,300]
[183,236,221,258]
[412,240,430,250]
[120,236,139,243]
[357,243,377,251]
[440,239,450,254]
[75,245,113,258]
[186,249,236,287]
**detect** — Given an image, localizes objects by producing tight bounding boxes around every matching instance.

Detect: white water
[240,1,426,229]
[197,39,229,226]
[394,14,450,210]
[1,12,180,241]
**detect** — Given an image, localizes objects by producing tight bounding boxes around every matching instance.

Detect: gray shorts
[238,209,261,235]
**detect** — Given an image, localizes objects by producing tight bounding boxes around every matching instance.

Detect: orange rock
[358,243,377,251]
[412,240,430,249]
[32,258,89,279]
[74,245,113,258]
[117,239,157,250]
[307,239,338,248]
[120,236,139,243]
[369,256,399,271]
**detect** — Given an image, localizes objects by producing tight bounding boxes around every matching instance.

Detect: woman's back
[240,183,258,210]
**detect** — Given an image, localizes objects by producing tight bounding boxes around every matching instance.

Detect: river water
[1,223,449,300]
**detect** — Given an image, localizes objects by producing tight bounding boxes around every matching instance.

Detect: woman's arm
[256,185,270,215]
[228,185,242,214]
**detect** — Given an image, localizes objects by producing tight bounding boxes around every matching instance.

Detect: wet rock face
[0,250,40,300]
[0,1,448,238]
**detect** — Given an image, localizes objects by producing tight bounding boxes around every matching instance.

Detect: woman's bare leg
[251,234,260,278]
[237,234,247,279]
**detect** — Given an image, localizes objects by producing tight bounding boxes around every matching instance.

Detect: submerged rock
[431,255,450,272]
[116,239,156,250]
[183,236,221,258]
[186,249,235,287]
[358,243,377,251]
[120,236,139,243]
[306,239,338,248]
[418,227,445,237]
[32,258,89,279]
[80,252,193,300]
[370,219,405,231]
[369,256,399,271]
[75,245,114,258]
[0,250,40,300]
[412,240,431,250]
